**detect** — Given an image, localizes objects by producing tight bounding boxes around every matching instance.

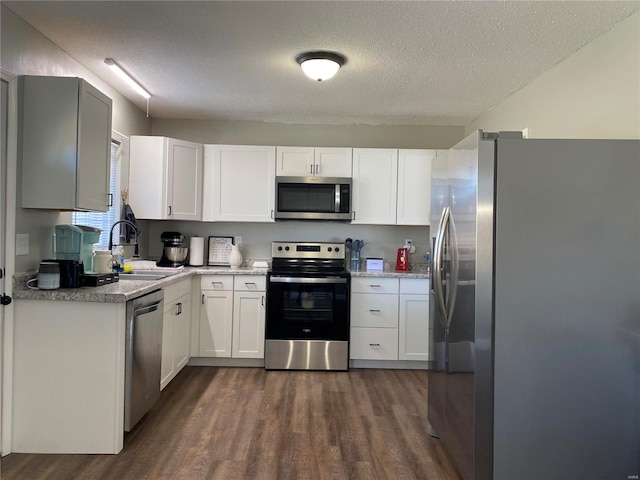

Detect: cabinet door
[203,145,276,222]
[129,136,167,219]
[314,147,352,177]
[76,80,113,212]
[232,291,265,358]
[351,148,398,224]
[397,149,436,226]
[160,304,175,390]
[168,139,203,220]
[276,146,314,176]
[199,290,233,357]
[398,294,430,361]
[173,294,191,371]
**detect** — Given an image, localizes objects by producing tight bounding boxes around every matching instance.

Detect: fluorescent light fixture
[104,58,151,99]
[296,51,346,82]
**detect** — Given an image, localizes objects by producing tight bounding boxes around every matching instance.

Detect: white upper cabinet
[20,76,113,212]
[276,146,352,177]
[129,136,203,220]
[203,145,276,222]
[351,148,398,225]
[396,149,437,226]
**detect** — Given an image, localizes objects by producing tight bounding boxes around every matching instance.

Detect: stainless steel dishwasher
[124,289,164,432]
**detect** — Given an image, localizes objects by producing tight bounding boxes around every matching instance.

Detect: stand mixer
[157,231,188,267]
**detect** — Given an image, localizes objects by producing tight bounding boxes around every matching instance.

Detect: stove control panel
[272,242,345,260]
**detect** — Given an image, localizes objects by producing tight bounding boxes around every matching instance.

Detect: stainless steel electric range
[265,241,350,371]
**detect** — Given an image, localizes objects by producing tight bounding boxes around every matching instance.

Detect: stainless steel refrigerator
[428,130,640,480]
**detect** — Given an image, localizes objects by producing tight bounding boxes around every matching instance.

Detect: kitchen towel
[188,236,205,266]
[120,203,140,243]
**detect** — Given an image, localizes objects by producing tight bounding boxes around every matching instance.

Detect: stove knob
[327,247,333,252]
[335,247,340,252]
[277,246,283,251]
[285,246,290,251]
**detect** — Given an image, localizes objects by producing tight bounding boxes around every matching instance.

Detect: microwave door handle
[335,184,341,213]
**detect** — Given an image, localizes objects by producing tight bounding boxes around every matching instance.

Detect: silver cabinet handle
[271,209,274,219]
[369,284,381,288]
[202,294,205,305]
[261,295,265,306]
[369,309,380,312]
[168,205,172,217]
[245,282,256,287]
[212,281,224,288]
[369,343,380,347]
[315,164,320,175]
[352,210,356,221]
[310,164,314,175]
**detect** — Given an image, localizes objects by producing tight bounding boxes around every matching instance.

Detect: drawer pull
[369,284,381,288]
[369,343,381,347]
[245,282,257,287]
[369,309,381,312]
[212,281,224,287]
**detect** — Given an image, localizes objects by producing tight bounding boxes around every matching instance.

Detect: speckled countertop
[12,266,269,303]
[13,262,429,303]
[348,262,430,279]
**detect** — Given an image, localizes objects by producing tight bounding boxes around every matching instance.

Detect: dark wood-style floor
[1,367,461,480]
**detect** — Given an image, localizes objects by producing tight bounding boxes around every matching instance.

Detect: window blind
[72,141,122,248]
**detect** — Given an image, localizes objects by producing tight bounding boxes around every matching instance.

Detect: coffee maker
[157,231,188,267]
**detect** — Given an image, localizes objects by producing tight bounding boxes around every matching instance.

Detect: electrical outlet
[234,236,242,246]
[404,238,416,254]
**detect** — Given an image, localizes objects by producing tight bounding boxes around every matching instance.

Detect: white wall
[466,11,640,139]
[1,5,151,274]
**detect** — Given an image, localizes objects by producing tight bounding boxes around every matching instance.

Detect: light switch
[16,233,29,256]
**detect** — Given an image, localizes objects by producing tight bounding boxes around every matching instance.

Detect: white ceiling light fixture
[296,51,346,82]
[104,58,151,99]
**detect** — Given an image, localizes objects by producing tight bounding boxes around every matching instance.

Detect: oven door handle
[269,276,348,284]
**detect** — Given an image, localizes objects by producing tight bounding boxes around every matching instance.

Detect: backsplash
[146,220,431,267]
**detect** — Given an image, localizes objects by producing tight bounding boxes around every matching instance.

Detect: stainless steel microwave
[275,176,352,221]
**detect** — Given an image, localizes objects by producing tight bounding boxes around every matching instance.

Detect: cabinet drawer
[351,294,399,328]
[351,277,399,294]
[234,275,266,291]
[163,278,192,304]
[400,278,430,295]
[350,327,398,360]
[200,275,233,291]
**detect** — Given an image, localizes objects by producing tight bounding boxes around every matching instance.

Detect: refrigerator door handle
[433,207,449,330]
[445,212,459,330]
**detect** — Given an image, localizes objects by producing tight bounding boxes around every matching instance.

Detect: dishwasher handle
[134,302,161,316]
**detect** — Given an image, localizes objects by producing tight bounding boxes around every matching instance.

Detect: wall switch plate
[16,233,29,255]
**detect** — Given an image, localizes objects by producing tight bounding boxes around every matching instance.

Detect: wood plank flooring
[1,367,461,480]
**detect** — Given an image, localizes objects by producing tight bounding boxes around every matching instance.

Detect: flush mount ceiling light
[104,58,151,99]
[296,51,346,81]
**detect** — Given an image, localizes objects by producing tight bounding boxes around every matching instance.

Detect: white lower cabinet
[161,278,192,390]
[199,275,266,359]
[350,277,430,362]
[398,279,430,361]
[350,277,399,360]
[199,275,234,357]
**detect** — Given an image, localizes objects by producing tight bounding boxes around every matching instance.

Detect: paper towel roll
[188,236,205,266]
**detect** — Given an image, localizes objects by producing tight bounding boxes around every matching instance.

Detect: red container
[396,247,409,271]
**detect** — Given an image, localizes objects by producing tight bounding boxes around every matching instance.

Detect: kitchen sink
[120,272,168,281]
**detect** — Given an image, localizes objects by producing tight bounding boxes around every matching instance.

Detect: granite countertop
[348,262,430,279]
[12,265,269,303]
[13,260,429,303]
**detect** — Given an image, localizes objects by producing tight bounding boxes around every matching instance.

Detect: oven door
[266,275,350,341]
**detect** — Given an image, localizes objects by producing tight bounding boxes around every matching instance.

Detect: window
[72,140,122,248]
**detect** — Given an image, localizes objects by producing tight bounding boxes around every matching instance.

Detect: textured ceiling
[4,1,639,125]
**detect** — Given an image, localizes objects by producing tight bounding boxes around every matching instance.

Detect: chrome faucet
[108,220,140,258]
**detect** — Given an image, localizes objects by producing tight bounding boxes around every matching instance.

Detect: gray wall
[2,5,151,273]
[151,119,463,149]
